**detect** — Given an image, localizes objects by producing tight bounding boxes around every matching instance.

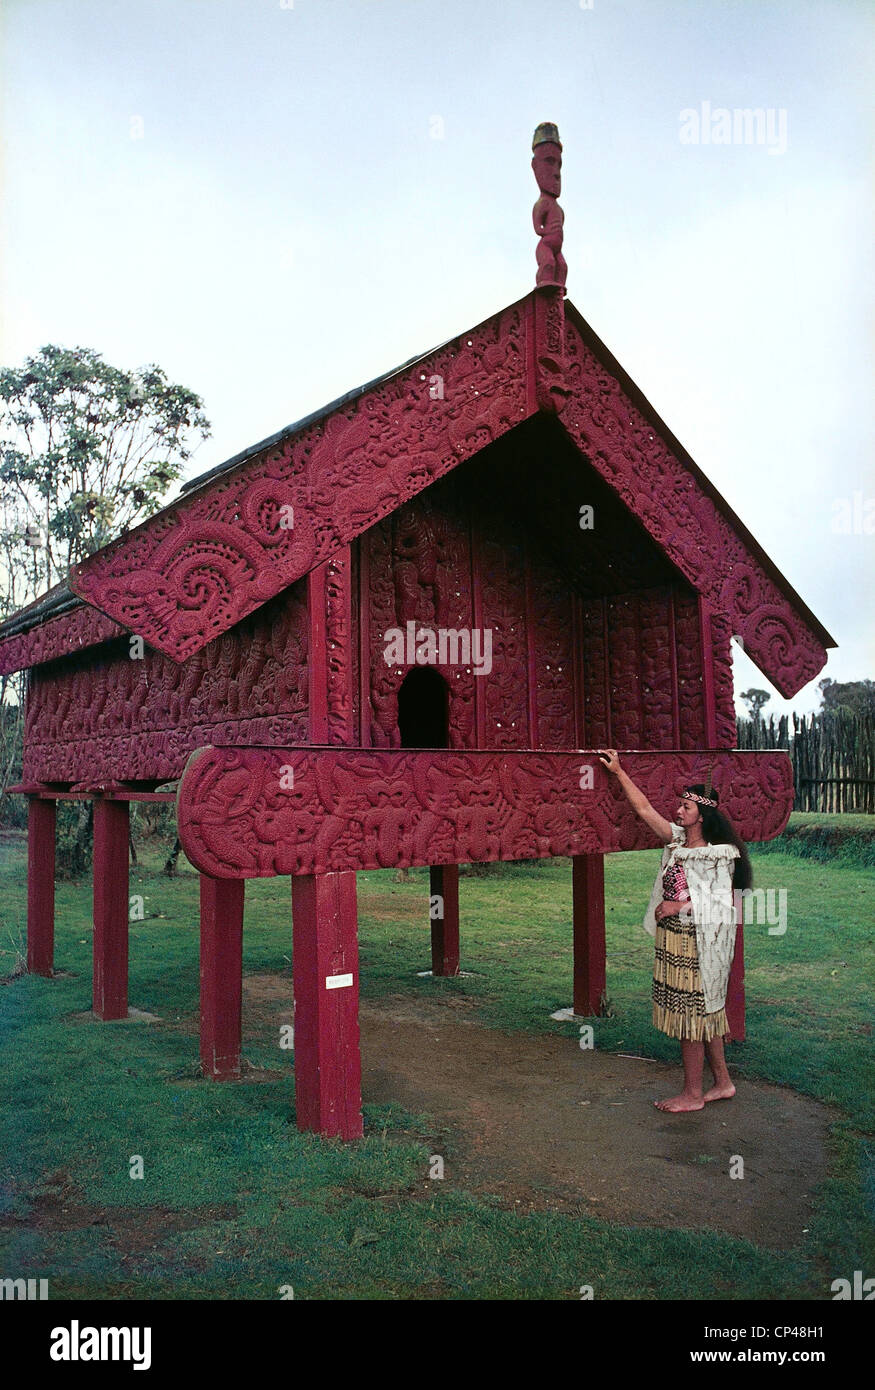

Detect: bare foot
[703,1082,736,1102]
[654,1093,705,1112]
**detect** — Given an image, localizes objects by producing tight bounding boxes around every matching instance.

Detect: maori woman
[597,750,753,1113]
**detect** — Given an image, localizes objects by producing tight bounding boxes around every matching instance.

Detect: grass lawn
[1,831,873,1300]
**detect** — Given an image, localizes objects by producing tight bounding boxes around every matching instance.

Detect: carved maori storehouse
[1,126,834,1139]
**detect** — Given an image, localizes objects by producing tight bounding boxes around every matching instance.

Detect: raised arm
[597,749,674,844]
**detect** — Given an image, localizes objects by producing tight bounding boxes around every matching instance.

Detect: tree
[740,688,771,719]
[817,678,875,719]
[0,345,210,858]
[0,344,210,609]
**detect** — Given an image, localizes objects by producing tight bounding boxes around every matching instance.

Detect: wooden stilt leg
[292,870,362,1140]
[200,876,245,1079]
[92,799,130,1020]
[572,852,606,1016]
[429,864,460,976]
[725,922,745,1041]
[27,798,56,976]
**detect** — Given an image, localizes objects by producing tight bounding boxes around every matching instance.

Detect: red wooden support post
[27,798,56,976]
[199,876,245,1079]
[572,852,606,1016]
[429,864,460,977]
[92,798,130,1020]
[292,870,362,1140]
[725,922,745,1041]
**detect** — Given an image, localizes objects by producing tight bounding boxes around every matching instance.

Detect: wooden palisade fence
[736,711,875,813]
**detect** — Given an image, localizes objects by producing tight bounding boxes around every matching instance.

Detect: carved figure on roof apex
[532,122,567,291]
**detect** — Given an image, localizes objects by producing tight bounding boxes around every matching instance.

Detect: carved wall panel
[606,596,642,749]
[476,533,530,748]
[580,598,610,747]
[637,588,676,747]
[23,585,309,784]
[361,475,586,754]
[357,454,714,760]
[362,494,477,750]
[0,603,126,676]
[529,557,576,748]
[577,586,708,750]
[673,591,708,749]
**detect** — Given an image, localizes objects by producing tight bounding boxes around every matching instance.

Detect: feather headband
[683,763,718,807]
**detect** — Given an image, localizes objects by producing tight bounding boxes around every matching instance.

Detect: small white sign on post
[325,973,354,990]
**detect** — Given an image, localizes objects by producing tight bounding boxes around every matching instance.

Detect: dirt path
[241,977,835,1250]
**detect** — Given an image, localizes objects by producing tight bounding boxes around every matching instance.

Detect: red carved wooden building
[1,127,834,1140]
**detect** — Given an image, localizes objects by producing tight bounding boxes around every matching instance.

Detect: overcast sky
[2,0,872,716]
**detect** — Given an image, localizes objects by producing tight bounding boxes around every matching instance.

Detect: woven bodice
[662,860,691,902]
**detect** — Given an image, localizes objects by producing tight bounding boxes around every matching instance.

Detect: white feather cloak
[642,823,740,1014]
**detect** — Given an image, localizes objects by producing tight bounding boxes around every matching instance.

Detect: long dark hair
[685,785,753,892]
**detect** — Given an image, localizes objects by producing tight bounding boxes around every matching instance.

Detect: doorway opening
[398,666,450,748]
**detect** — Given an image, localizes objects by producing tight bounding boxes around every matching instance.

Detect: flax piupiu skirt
[652,911,729,1042]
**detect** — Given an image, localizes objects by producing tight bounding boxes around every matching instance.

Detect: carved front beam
[176,746,793,879]
[8,780,177,802]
